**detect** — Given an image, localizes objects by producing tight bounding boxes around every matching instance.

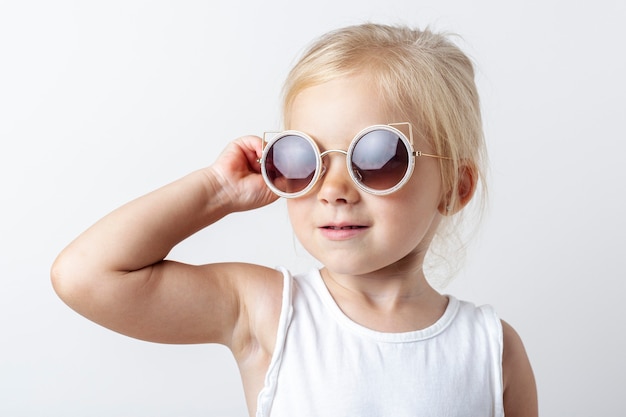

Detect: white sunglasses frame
[260,122,449,198]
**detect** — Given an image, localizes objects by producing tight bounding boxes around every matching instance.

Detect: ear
[438,162,478,215]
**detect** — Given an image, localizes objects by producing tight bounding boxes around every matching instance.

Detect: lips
[319,223,368,240]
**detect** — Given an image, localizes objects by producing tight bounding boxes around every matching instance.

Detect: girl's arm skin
[51,135,282,354]
[502,320,539,417]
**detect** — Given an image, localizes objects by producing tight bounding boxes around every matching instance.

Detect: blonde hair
[283,23,487,282]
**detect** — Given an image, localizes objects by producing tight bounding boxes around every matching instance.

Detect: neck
[320,260,448,332]
[322,266,429,303]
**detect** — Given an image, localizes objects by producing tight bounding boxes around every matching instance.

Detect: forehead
[288,75,399,145]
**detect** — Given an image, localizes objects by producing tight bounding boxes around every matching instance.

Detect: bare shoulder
[194,261,285,345]
[218,262,285,354]
[501,320,538,417]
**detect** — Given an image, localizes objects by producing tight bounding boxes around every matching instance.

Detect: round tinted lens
[350,129,410,191]
[264,134,318,194]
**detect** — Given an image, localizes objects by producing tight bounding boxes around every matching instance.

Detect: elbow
[50,248,94,310]
[50,251,77,305]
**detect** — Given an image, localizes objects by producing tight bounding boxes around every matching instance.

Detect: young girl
[52,23,537,416]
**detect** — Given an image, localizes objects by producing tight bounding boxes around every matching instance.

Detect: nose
[316,151,360,204]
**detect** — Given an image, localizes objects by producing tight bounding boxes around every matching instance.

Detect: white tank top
[256,268,504,417]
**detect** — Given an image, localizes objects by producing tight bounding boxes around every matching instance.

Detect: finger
[241,135,264,158]
[235,135,264,172]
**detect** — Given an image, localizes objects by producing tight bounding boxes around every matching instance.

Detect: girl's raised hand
[207,135,279,212]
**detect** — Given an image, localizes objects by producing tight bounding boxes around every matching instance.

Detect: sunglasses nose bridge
[319,149,349,176]
[319,149,348,159]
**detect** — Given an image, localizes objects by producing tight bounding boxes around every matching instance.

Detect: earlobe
[438,162,477,215]
[437,197,453,215]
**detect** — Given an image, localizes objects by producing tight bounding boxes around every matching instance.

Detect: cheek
[286,200,310,235]
[286,199,323,259]
[405,162,445,205]
[381,199,443,259]
[381,175,443,238]
[380,196,438,234]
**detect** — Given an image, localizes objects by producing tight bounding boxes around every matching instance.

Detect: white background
[1,0,625,416]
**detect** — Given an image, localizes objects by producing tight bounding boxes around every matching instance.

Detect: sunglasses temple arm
[415,151,452,160]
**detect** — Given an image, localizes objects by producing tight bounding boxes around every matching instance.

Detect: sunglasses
[260,123,450,198]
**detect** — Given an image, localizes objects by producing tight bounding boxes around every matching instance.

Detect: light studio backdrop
[1,1,624,416]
